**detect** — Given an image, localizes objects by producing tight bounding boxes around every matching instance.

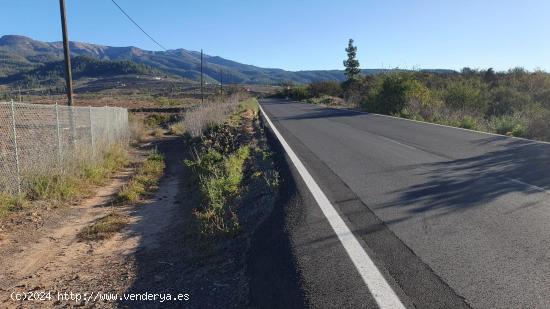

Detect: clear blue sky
[1,0,550,71]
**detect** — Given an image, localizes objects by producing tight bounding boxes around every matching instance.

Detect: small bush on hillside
[523,105,550,140]
[444,80,488,111]
[533,89,550,109]
[460,116,478,130]
[289,86,310,100]
[306,95,344,106]
[487,87,530,116]
[309,81,342,97]
[144,114,172,128]
[491,115,526,136]
[376,75,410,115]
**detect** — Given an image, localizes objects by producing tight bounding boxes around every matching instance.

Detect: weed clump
[185,146,250,235]
[78,212,129,241]
[491,115,526,137]
[169,122,185,135]
[115,150,165,204]
[0,193,27,217]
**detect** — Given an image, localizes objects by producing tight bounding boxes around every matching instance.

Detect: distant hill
[0,35,456,84]
[0,55,162,87]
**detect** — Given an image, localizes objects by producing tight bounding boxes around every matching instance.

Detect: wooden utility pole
[220,69,223,97]
[59,0,74,106]
[200,49,204,104]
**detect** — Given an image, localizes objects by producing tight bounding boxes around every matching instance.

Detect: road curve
[257,98,550,308]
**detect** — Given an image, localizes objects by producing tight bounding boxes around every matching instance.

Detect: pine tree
[343,39,361,81]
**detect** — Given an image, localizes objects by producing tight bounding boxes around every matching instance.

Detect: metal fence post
[69,105,76,149]
[55,103,62,167]
[9,100,21,195]
[89,106,95,159]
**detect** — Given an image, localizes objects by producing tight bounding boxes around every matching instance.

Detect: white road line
[259,104,406,309]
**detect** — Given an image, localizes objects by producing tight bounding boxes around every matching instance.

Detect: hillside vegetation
[287,68,550,141]
[0,56,160,87]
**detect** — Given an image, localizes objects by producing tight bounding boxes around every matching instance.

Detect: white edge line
[259,104,406,309]
[283,99,550,146]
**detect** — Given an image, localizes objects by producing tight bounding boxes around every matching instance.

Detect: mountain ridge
[0,35,456,84]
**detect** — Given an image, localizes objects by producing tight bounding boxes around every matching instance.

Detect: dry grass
[152,127,164,137]
[168,122,186,135]
[129,114,149,142]
[0,144,130,216]
[181,93,246,137]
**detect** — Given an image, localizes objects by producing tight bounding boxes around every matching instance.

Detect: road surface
[256,98,550,308]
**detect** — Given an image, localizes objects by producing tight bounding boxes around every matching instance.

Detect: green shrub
[487,87,531,117]
[376,75,409,115]
[533,89,550,109]
[460,116,478,130]
[185,146,250,235]
[117,180,145,203]
[444,80,487,111]
[26,173,80,202]
[82,164,106,185]
[524,106,550,140]
[491,116,526,136]
[239,98,260,115]
[308,81,342,97]
[289,86,310,100]
[0,193,27,217]
[82,144,129,185]
[144,114,171,128]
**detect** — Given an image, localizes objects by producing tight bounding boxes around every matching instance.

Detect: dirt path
[0,166,135,307]
[0,136,188,308]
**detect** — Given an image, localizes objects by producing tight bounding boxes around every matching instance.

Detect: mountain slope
[0,35,456,84]
[0,56,161,87]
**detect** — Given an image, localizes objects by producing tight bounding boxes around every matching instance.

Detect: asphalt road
[257,98,550,308]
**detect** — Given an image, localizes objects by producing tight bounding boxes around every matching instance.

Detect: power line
[109,0,168,51]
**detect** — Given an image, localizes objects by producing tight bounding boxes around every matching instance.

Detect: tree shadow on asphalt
[380,137,550,218]
[261,101,363,122]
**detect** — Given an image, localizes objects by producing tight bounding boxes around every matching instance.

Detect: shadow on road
[263,100,363,122]
[381,137,550,217]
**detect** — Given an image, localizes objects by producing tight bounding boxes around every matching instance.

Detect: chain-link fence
[0,101,129,195]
